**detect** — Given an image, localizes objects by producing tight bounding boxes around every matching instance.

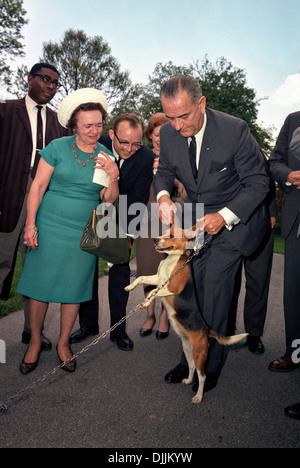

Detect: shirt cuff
[219,207,240,230]
[157,190,170,201]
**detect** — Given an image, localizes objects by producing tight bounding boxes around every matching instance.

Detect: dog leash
[0,232,213,415]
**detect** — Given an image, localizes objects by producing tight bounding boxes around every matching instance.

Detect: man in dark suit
[154,75,270,391]
[0,63,68,348]
[268,111,300,373]
[70,113,153,350]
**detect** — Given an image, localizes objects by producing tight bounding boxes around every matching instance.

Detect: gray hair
[160,75,202,105]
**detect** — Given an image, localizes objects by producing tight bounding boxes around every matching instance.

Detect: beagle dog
[125,225,247,404]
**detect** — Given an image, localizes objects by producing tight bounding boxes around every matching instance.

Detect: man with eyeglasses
[0,62,68,349]
[70,113,154,350]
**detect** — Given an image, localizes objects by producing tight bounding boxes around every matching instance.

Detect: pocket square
[209,166,228,174]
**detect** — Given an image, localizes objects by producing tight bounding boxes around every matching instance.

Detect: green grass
[273,233,285,255]
[0,236,283,318]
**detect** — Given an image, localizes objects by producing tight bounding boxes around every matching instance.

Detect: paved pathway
[0,254,299,448]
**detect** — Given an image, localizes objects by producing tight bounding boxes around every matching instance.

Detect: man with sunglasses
[70,113,153,350]
[0,63,68,348]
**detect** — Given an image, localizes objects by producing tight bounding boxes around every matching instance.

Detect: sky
[3,0,300,136]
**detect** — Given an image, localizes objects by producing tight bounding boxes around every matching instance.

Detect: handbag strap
[92,209,96,229]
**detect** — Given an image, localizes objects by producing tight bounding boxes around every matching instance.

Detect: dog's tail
[208,329,248,346]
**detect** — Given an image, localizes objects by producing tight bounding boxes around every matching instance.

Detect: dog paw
[124,285,133,291]
[191,395,203,405]
[182,378,193,386]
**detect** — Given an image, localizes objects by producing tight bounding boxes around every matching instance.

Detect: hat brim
[58,88,108,128]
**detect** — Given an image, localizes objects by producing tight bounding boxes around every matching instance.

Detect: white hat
[58,88,108,128]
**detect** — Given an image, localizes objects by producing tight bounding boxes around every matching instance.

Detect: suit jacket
[269,111,300,238]
[0,97,68,233]
[154,107,270,256]
[99,134,154,235]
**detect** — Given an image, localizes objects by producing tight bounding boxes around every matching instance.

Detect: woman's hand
[96,152,120,204]
[94,152,119,181]
[153,157,159,174]
[24,226,39,251]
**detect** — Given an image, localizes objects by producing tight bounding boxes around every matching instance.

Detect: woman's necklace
[72,136,97,167]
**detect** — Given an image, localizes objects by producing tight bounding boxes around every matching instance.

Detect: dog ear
[162,223,184,239]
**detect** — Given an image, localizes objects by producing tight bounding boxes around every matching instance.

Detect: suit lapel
[45,108,54,144]
[16,99,32,141]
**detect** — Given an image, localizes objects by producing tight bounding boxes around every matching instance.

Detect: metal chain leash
[0,233,212,414]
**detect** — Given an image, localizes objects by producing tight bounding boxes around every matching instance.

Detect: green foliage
[194,56,274,151]
[135,56,274,151]
[40,29,133,110]
[0,0,28,86]
[4,25,275,152]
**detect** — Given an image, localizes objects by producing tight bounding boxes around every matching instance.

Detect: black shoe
[110,330,134,351]
[56,346,76,373]
[156,330,169,340]
[19,347,41,375]
[69,326,99,344]
[22,331,52,351]
[246,335,265,354]
[140,318,156,337]
[140,327,153,337]
[192,372,219,393]
[284,403,300,420]
[164,363,189,383]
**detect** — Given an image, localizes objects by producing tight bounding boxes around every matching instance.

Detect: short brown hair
[113,113,143,133]
[144,113,169,142]
[67,102,108,131]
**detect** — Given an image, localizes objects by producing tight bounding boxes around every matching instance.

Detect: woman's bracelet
[110,176,120,182]
[24,226,37,232]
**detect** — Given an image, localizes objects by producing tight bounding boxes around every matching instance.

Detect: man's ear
[108,129,114,141]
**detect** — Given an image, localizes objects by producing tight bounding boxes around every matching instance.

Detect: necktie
[31,105,43,178]
[189,136,197,180]
[36,105,43,150]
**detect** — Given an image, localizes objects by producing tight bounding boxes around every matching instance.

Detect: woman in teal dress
[17,88,119,374]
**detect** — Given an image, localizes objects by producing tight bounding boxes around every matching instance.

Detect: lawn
[0,235,284,318]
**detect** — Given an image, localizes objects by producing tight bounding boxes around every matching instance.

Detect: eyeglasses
[114,133,142,151]
[32,73,61,89]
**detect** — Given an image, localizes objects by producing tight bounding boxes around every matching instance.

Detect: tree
[134,61,194,122]
[193,56,274,151]
[0,0,28,86]
[135,56,274,152]
[39,29,133,111]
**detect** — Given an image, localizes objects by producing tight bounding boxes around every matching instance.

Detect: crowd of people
[0,64,299,420]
